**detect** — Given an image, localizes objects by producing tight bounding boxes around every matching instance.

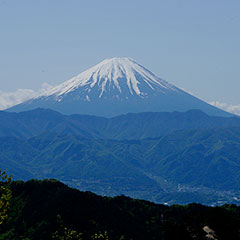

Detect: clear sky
[0,0,240,112]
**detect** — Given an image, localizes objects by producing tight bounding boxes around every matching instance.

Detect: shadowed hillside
[1,179,240,240]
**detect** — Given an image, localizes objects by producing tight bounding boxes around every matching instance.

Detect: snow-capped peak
[42,57,179,99]
[8,57,231,118]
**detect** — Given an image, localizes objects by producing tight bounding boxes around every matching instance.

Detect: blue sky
[0,0,240,112]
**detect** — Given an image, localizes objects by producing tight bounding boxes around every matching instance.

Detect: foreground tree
[0,169,12,224]
[52,215,112,240]
[52,215,83,240]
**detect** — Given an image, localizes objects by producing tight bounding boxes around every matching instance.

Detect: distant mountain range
[1,56,238,206]
[0,108,239,140]
[1,108,240,205]
[7,57,231,117]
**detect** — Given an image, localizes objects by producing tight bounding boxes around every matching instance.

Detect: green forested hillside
[1,179,240,240]
[1,127,240,205]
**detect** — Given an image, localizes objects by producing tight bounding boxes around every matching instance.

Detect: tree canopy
[0,169,12,225]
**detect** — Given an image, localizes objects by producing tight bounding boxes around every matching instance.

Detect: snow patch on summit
[42,57,180,99]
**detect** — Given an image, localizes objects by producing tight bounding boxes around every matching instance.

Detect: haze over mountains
[8,57,230,117]
[2,58,240,205]
[0,108,239,140]
[1,108,240,205]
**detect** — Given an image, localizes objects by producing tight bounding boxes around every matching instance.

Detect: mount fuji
[8,57,230,117]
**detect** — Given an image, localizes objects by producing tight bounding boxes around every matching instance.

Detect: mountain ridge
[3,179,240,240]
[0,108,239,140]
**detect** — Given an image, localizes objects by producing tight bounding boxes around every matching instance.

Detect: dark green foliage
[52,215,84,240]
[1,180,240,239]
[0,169,12,225]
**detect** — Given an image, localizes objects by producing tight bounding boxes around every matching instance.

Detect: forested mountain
[1,179,240,240]
[0,108,239,140]
[1,123,240,205]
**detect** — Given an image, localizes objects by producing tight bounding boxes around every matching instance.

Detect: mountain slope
[44,57,179,98]
[0,108,239,140]
[2,127,240,205]
[3,180,240,240]
[7,57,230,117]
